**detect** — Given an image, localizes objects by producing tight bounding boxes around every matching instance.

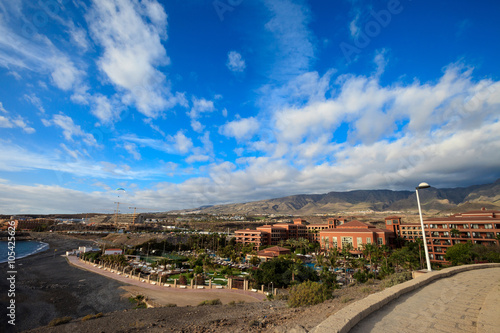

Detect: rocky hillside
[176,179,500,215]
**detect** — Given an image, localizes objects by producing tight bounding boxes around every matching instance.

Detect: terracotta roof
[337,220,373,229]
[320,228,394,234]
[385,216,401,219]
[264,246,290,252]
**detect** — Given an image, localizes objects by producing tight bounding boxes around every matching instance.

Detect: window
[386,220,392,225]
[366,237,371,244]
[377,238,383,245]
[331,237,338,248]
[341,237,353,248]
[485,224,493,229]
[471,224,479,229]
[357,237,362,248]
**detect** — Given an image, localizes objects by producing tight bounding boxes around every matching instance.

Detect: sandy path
[67,255,266,306]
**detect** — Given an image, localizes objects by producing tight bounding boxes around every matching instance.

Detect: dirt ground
[26,281,384,333]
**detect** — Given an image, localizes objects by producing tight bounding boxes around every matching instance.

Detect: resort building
[254,246,291,261]
[319,220,394,253]
[235,217,395,253]
[385,216,423,241]
[385,209,500,264]
[104,248,123,255]
[423,208,500,263]
[235,218,309,248]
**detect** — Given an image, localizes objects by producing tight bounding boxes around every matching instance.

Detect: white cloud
[172,131,193,154]
[0,141,162,180]
[0,102,35,133]
[226,51,246,72]
[23,94,45,113]
[124,142,141,160]
[0,16,85,92]
[86,0,180,118]
[43,113,99,147]
[186,154,210,164]
[121,131,194,156]
[189,97,215,119]
[188,97,215,132]
[68,23,90,51]
[219,117,259,141]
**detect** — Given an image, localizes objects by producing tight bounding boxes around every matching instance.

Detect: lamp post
[416,182,432,272]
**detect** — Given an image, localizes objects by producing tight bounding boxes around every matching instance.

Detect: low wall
[312,263,500,333]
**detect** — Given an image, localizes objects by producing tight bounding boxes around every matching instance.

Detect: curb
[311,263,500,333]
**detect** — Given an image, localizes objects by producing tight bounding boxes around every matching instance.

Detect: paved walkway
[350,268,500,333]
[65,255,266,306]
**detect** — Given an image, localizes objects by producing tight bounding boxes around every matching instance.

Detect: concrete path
[350,268,500,333]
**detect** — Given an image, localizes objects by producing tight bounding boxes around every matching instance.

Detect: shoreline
[0,233,133,332]
[0,240,50,264]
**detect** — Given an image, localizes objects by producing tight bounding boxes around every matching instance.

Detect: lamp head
[416,182,431,189]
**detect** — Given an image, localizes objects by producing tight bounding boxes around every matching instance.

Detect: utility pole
[114,202,120,226]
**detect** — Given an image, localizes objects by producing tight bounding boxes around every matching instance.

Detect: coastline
[0,233,133,332]
[0,240,50,264]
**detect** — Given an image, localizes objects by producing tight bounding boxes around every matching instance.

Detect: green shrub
[287,281,332,308]
[383,272,412,288]
[178,275,188,285]
[197,299,222,306]
[48,316,72,326]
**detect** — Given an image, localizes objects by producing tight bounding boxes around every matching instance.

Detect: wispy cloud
[0,101,35,133]
[42,113,100,147]
[263,0,315,80]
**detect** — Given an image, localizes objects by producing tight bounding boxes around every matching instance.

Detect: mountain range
[177,179,500,215]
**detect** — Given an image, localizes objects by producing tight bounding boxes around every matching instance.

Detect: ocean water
[0,240,49,263]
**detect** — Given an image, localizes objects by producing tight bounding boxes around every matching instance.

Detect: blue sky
[1,0,499,214]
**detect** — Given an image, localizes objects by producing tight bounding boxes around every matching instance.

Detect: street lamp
[416,182,432,272]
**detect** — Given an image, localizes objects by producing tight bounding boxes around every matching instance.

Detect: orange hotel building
[385,208,500,264]
[235,218,395,252]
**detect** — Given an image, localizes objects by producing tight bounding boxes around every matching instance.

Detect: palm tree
[314,253,325,269]
[290,263,301,282]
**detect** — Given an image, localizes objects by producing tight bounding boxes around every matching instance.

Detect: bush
[287,281,332,308]
[179,275,188,285]
[340,296,353,303]
[197,299,222,306]
[81,313,103,321]
[195,274,205,286]
[383,272,412,288]
[48,316,72,326]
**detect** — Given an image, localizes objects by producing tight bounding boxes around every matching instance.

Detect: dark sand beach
[0,233,133,332]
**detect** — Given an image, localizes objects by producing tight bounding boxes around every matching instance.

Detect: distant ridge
[174,179,500,215]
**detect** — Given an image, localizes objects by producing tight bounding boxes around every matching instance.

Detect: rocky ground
[26,280,384,333]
